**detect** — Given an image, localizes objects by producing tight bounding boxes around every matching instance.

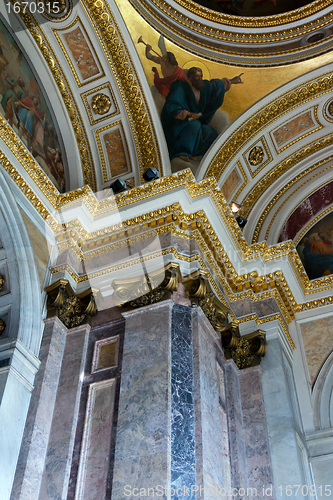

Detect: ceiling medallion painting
[182,0,316,17]
[0,18,66,192]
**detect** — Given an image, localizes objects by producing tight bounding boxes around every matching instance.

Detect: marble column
[192,308,228,499]
[10,317,66,500]
[238,366,275,498]
[111,301,172,500]
[111,301,231,500]
[38,323,90,500]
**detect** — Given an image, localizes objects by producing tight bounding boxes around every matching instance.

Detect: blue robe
[303,245,333,279]
[161,79,226,160]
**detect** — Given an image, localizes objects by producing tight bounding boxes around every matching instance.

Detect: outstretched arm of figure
[145,44,161,64]
[221,73,243,92]
[229,73,244,85]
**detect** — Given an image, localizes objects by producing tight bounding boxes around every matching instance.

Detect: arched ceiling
[0,0,332,254]
[127,0,333,66]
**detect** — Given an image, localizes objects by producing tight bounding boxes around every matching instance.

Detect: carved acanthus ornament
[221,324,267,369]
[45,279,98,329]
[112,262,181,307]
[182,269,230,332]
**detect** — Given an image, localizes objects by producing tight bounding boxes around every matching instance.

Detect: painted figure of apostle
[161,67,243,162]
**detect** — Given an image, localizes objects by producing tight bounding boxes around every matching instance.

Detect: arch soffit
[197,63,333,245]
[0,0,169,203]
[312,348,333,430]
[0,169,42,355]
[127,0,333,66]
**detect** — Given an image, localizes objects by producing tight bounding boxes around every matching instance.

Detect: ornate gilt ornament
[0,274,5,291]
[221,325,267,369]
[328,100,333,116]
[92,94,111,115]
[206,72,333,182]
[182,269,229,332]
[0,318,6,336]
[251,153,333,243]
[113,263,231,333]
[156,0,333,28]
[45,279,98,328]
[85,0,162,181]
[15,10,96,189]
[112,262,267,368]
[112,262,181,307]
[248,146,264,166]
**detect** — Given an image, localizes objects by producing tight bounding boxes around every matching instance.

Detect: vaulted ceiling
[0,0,333,250]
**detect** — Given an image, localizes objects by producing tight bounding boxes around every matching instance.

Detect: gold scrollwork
[112,262,180,307]
[328,101,333,116]
[91,93,111,115]
[251,155,333,243]
[182,269,230,332]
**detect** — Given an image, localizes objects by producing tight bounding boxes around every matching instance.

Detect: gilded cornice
[15,6,96,190]
[83,0,162,182]
[49,183,332,323]
[205,71,333,182]
[0,149,50,220]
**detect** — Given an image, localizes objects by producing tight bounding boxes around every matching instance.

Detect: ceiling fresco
[116,0,333,124]
[296,210,333,280]
[190,0,314,17]
[0,18,66,192]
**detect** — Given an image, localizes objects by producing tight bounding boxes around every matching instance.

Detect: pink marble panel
[75,379,116,500]
[300,316,333,385]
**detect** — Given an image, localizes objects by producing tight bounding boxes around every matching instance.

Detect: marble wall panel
[260,338,306,500]
[224,360,247,493]
[193,309,226,497]
[111,302,172,499]
[67,317,125,500]
[171,305,196,492]
[10,317,67,500]
[238,366,274,498]
[38,324,89,500]
[300,316,333,385]
[75,379,116,500]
